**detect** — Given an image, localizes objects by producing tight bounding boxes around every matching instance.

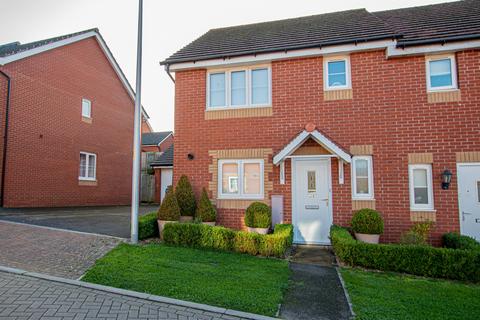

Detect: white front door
[160,168,173,202]
[457,164,480,241]
[292,158,332,244]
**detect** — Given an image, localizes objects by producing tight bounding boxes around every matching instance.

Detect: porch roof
[273,129,351,165]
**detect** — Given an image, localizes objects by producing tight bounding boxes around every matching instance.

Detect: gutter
[164,64,175,83]
[398,34,480,48]
[0,70,11,207]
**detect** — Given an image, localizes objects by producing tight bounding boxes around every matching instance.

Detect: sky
[0,0,454,132]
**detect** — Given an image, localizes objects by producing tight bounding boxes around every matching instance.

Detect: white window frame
[218,159,264,200]
[79,151,97,181]
[351,156,374,200]
[425,55,458,92]
[206,65,271,110]
[323,55,351,91]
[82,98,91,118]
[409,164,434,211]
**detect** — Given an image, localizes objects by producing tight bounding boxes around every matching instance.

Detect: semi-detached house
[161,0,480,244]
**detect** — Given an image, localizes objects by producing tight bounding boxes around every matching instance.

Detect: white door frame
[456,162,480,236]
[291,156,333,245]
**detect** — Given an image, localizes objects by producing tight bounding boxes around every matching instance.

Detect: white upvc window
[352,156,374,199]
[324,55,351,90]
[409,164,434,211]
[79,152,96,181]
[426,55,457,91]
[206,66,271,109]
[218,159,264,199]
[82,98,91,118]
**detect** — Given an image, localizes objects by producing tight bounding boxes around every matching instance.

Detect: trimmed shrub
[351,209,384,234]
[443,232,480,251]
[330,225,480,282]
[163,223,293,258]
[157,186,180,221]
[196,188,216,222]
[138,212,159,240]
[245,202,272,228]
[175,175,196,217]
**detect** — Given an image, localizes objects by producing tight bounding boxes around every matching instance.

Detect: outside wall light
[442,169,452,190]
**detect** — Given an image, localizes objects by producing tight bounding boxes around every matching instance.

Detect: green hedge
[138,212,159,240]
[443,232,480,251]
[163,223,293,258]
[330,225,480,282]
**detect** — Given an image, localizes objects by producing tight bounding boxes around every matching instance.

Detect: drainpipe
[163,64,175,83]
[0,70,11,207]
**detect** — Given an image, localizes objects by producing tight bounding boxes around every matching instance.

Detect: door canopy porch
[273,124,351,165]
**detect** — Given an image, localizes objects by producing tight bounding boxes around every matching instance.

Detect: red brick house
[162,0,480,244]
[0,28,146,207]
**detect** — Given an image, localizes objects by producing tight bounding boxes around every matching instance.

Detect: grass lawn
[82,243,290,316]
[341,268,480,320]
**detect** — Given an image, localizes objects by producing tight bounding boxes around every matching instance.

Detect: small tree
[175,175,196,217]
[157,186,180,221]
[196,188,216,222]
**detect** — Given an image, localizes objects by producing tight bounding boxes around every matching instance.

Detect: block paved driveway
[0,205,157,238]
[0,221,121,279]
[0,271,244,320]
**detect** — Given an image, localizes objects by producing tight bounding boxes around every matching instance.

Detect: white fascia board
[0,31,138,104]
[386,40,480,57]
[156,132,173,147]
[310,131,351,163]
[273,131,309,165]
[168,40,395,71]
[273,130,351,165]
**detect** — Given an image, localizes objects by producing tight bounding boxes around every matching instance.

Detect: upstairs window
[207,66,271,108]
[79,152,96,181]
[409,164,434,211]
[352,156,374,199]
[426,55,457,91]
[324,56,351,90]
[82,98,91,118]
[218,159,264,199]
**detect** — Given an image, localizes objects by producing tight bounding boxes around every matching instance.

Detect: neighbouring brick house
[162,0,480,244]
[141,131,174,203]
[0,28,149,207]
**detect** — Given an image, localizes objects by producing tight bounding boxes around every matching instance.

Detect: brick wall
[0,38,134,207]
[173,49,480,243]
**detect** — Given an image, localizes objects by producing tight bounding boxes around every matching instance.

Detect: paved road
[0,205,157,238]
[0,221,121,279]
[0,271,244,320]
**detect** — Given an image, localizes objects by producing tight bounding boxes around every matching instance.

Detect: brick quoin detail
[173,49,480,244]
[0,38,134,207]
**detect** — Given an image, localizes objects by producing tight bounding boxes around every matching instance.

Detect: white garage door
[160,168,173,203]
[457,164,480,241]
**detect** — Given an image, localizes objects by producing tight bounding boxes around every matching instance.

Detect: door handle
[462,211,473,221]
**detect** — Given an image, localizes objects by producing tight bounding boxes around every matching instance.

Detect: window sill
[82,116,92,124]
[427,89,461,103]
[324,88,353,101]
[410,208,436,212]
[79,180,97,186]
[205,106,272,120]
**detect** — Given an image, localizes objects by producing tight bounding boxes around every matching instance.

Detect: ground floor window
[79,152,96,181]
[218,159,263,199]
[352,156,374,199]
[409,164,434,210]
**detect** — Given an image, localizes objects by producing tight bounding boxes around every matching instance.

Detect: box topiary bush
[196,188,216,223]
[330,225,480,282]
[163,222,293,258]
[175,175,196,217]
[443,232,480,251]
[157,186,180,221]
[138,212,159,240]
[351,208,384,234]
[244,202,272,228]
